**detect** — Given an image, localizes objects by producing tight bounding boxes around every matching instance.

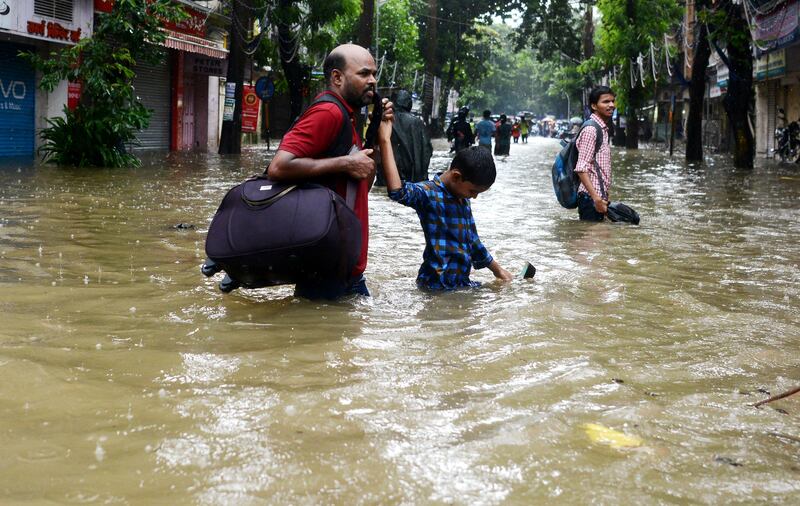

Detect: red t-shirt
[278,91,369,277]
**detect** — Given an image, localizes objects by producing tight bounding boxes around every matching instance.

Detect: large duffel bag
[204,175,361,289]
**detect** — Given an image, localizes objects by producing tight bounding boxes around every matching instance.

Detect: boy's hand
[378,99,394,145]
[488,260,514,281]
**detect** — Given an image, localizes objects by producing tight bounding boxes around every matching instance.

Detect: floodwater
[0,138,799,504]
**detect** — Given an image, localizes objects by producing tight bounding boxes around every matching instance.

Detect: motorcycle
[773,120,800,163]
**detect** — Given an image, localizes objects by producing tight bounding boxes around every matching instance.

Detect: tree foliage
[22,0,186,167]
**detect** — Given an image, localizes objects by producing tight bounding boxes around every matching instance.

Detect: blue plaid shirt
[388,175,494,290]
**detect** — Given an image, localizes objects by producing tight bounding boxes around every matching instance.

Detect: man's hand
[593,197,609,214]
[345,149,376,180]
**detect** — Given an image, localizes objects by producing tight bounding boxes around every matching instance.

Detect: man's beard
[343,81,373,108]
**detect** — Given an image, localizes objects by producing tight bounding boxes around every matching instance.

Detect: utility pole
[218,0,251,154]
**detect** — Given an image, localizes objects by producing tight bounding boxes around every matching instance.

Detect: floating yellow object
[583,423,643,449]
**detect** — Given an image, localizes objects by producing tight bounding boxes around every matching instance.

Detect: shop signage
[223,82,236,122]
[0,78,27,110]
[754,49,786,80]
[716,64,729,89]
[753,0,800,55]
[68,82,81,110]
[27,19,82,43]
[241,85,260,133]
[188,55,227,76]
[2,1,90,41]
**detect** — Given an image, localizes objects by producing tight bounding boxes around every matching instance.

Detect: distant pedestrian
[574,86,615,221]
[475,110,496,150]
[494,115,512,157]
[520,116,529,143]
[446,107,475,153]
[511,120,521,143]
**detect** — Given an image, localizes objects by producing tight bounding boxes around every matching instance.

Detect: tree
[706,1,754,168]
[219,0,252,155]
[686,0,712,162]
[592,0,681,148]
[22,0,186,167]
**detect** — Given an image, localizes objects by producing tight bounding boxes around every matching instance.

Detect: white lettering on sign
[260,185,272,191]
[0,79,26,100]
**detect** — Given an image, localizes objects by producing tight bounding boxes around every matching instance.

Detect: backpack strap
[285,92,360,210]
[578,119,608,201]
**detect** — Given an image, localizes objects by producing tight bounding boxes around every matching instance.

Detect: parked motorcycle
[773,120,800,163]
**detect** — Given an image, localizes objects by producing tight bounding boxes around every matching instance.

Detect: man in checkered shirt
[574,86,616,221]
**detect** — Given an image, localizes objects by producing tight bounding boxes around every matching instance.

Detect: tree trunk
[686,21,710,162]
[278,0,305,123]
[721,4,754,168]
[218,0,250,154]
[357,0,374,50]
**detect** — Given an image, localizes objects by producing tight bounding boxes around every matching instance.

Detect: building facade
[0,0,94,158]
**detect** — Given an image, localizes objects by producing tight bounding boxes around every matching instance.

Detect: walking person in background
[446,107,475,153]
[475,110,496,150]
[378,89,432,184]
[520,116,529,143]
[511,120,521,144]
[574,86,615,221]
[494,115,512,157]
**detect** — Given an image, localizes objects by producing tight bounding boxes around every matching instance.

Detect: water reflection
[0,141,799,503]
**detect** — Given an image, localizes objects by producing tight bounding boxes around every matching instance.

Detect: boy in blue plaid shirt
[377,101,513,290]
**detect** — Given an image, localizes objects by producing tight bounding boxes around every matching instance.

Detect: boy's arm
[488,260,514,281]
[468,221,512,281]
[377,102,402,192]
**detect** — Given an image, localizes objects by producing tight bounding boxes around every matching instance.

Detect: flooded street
[1,138,799,503]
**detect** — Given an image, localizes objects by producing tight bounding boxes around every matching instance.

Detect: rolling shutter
[0,43,36,158]
[133,60,171,150]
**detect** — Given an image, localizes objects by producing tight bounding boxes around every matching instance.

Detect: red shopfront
[95,1,227,151]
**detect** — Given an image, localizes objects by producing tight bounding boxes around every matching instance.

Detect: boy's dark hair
[482,109,491,119]
[323,51,347,84]
[450,146,496,187]
[589,86,615,105]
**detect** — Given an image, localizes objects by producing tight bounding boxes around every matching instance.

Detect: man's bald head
[323,44,374,84]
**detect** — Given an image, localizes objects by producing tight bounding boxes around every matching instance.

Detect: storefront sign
[716,64,729,89]
[753,0,800,55]
[188,55,227,76]
[241,85,260,133]
[754,49,786,80]
[27,20,82,43]
[2,2,91,42]
[67,82,81,110]
[0,78,27,110]
[223,82,236,122]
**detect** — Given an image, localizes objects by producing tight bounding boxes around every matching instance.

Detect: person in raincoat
[376,89,432,185]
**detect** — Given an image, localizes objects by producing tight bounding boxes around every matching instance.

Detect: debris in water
[172,223,195,230]
[611,378,625,384]
[714,456,743,467]
[583,423,643,448]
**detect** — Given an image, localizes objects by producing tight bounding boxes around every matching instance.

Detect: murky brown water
[1,139,799,504]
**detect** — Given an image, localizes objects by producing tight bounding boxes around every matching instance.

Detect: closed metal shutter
[0,43,36,158]
[133,60,171,150]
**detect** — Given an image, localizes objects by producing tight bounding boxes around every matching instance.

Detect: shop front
[0,0,93,157]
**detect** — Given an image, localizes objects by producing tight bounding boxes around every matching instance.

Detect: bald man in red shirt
[267,44,392,299]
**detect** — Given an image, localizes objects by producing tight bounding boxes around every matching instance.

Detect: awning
[160,29,228,59]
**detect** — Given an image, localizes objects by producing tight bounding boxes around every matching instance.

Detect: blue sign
[255,76,274,100]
